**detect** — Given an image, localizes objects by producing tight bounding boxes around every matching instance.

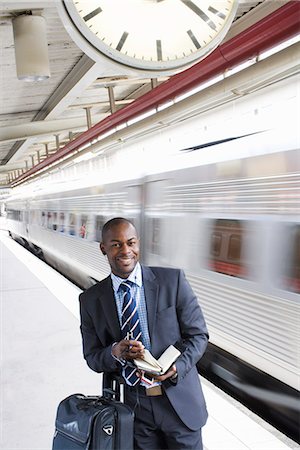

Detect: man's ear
[100,243,106,255]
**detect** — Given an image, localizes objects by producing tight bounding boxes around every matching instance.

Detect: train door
[141,178,168,266]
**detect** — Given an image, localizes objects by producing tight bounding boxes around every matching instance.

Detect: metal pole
[84,107,92,129]
[151,78,158,89]
[45,143,49,157]
[55,134,60,151]
[107,86,116,114]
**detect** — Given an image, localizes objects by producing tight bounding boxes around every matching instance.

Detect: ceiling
[0,0,290,188]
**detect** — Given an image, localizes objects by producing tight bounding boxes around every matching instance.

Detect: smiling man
[100,218,139,278]
[79,217,209,450]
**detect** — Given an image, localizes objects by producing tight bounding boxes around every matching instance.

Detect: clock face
[61,0,239,72]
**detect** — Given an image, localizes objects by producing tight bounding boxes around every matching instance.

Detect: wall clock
[58,0,239,74]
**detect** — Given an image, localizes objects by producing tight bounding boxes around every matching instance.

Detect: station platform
[1,229,298,450]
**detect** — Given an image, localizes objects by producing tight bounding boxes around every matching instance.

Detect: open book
[133,345,181,375]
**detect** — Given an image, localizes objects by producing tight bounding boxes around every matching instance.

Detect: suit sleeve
[79,291,120,373]
[174,270,209,382]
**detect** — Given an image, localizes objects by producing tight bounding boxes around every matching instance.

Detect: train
[4,71,300,442]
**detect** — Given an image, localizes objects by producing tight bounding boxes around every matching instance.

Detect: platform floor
[1,230,298,450]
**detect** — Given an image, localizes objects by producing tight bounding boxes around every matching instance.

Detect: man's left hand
[155,364,177,382]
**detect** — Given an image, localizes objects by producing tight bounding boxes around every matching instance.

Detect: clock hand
[207,5,227,20]
[179,0,217,30]
[60,0,236,71]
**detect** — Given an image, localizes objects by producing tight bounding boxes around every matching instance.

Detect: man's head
[100,218,140,278]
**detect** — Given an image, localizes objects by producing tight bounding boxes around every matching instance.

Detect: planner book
[134,345,181,375]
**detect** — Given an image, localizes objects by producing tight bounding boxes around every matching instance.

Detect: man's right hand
[112,339,144,361]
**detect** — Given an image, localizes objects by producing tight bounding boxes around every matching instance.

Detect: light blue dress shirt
[111,262,151,351]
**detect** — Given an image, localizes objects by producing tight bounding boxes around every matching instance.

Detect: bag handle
[102,372,124,401]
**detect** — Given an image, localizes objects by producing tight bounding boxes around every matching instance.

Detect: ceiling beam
[68,99,134,109]
[0,116,104,144]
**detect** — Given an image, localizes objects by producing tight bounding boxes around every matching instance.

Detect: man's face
[100,222,140,278]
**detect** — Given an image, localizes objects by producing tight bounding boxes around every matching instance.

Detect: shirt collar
[111,262,142,294]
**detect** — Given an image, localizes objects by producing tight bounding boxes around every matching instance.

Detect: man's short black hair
[101,217,136,241]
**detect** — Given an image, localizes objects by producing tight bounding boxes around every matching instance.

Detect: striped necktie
[119,281,142,386]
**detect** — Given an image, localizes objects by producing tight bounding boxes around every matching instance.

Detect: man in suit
[79,217,209,449]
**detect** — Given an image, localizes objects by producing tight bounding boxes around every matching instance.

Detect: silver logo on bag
[103,425,114,436]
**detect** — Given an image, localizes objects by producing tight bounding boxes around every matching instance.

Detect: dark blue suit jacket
[79,265,209,430]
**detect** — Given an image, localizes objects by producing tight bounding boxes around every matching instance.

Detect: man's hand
[155,364,177,382]
[112,339,144,361]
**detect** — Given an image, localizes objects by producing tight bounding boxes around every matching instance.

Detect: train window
[69,213,76,236]
[41,211,46,227]
[52,212,58,231]
[208,219,246,278]
[210,232,222,256]
[228,235,241,260]
[80,214,88,239]
[47,212,52,229]
[95,215,106,242]
[284,225,300,293]
[7,209,21,221]
[59,212,65,232]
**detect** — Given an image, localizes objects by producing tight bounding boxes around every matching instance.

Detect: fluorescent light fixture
[116,123,127,131]
[97,128,116,141]
[224,58,256,78]
[78,142,91,152]
[259,34,300,61]
[127,109,156,126]
[174,75,224,103]
[157,100,174,112]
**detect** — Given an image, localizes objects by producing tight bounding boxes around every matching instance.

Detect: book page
[142,349,161,368]
[133,358,162,375]
[134,346,181,375]
[134,349,161,374]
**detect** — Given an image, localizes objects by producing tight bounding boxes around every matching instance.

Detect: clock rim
[59,0,239,72]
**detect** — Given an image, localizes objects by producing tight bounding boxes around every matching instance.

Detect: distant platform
[0,229,297,450]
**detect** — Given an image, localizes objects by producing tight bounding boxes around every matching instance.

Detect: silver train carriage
[5,74,300,441]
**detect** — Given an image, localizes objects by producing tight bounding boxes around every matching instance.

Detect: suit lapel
[99,277,122,342]
[141,265,159,342]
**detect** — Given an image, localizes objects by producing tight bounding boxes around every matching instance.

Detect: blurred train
[5,72,300,441]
